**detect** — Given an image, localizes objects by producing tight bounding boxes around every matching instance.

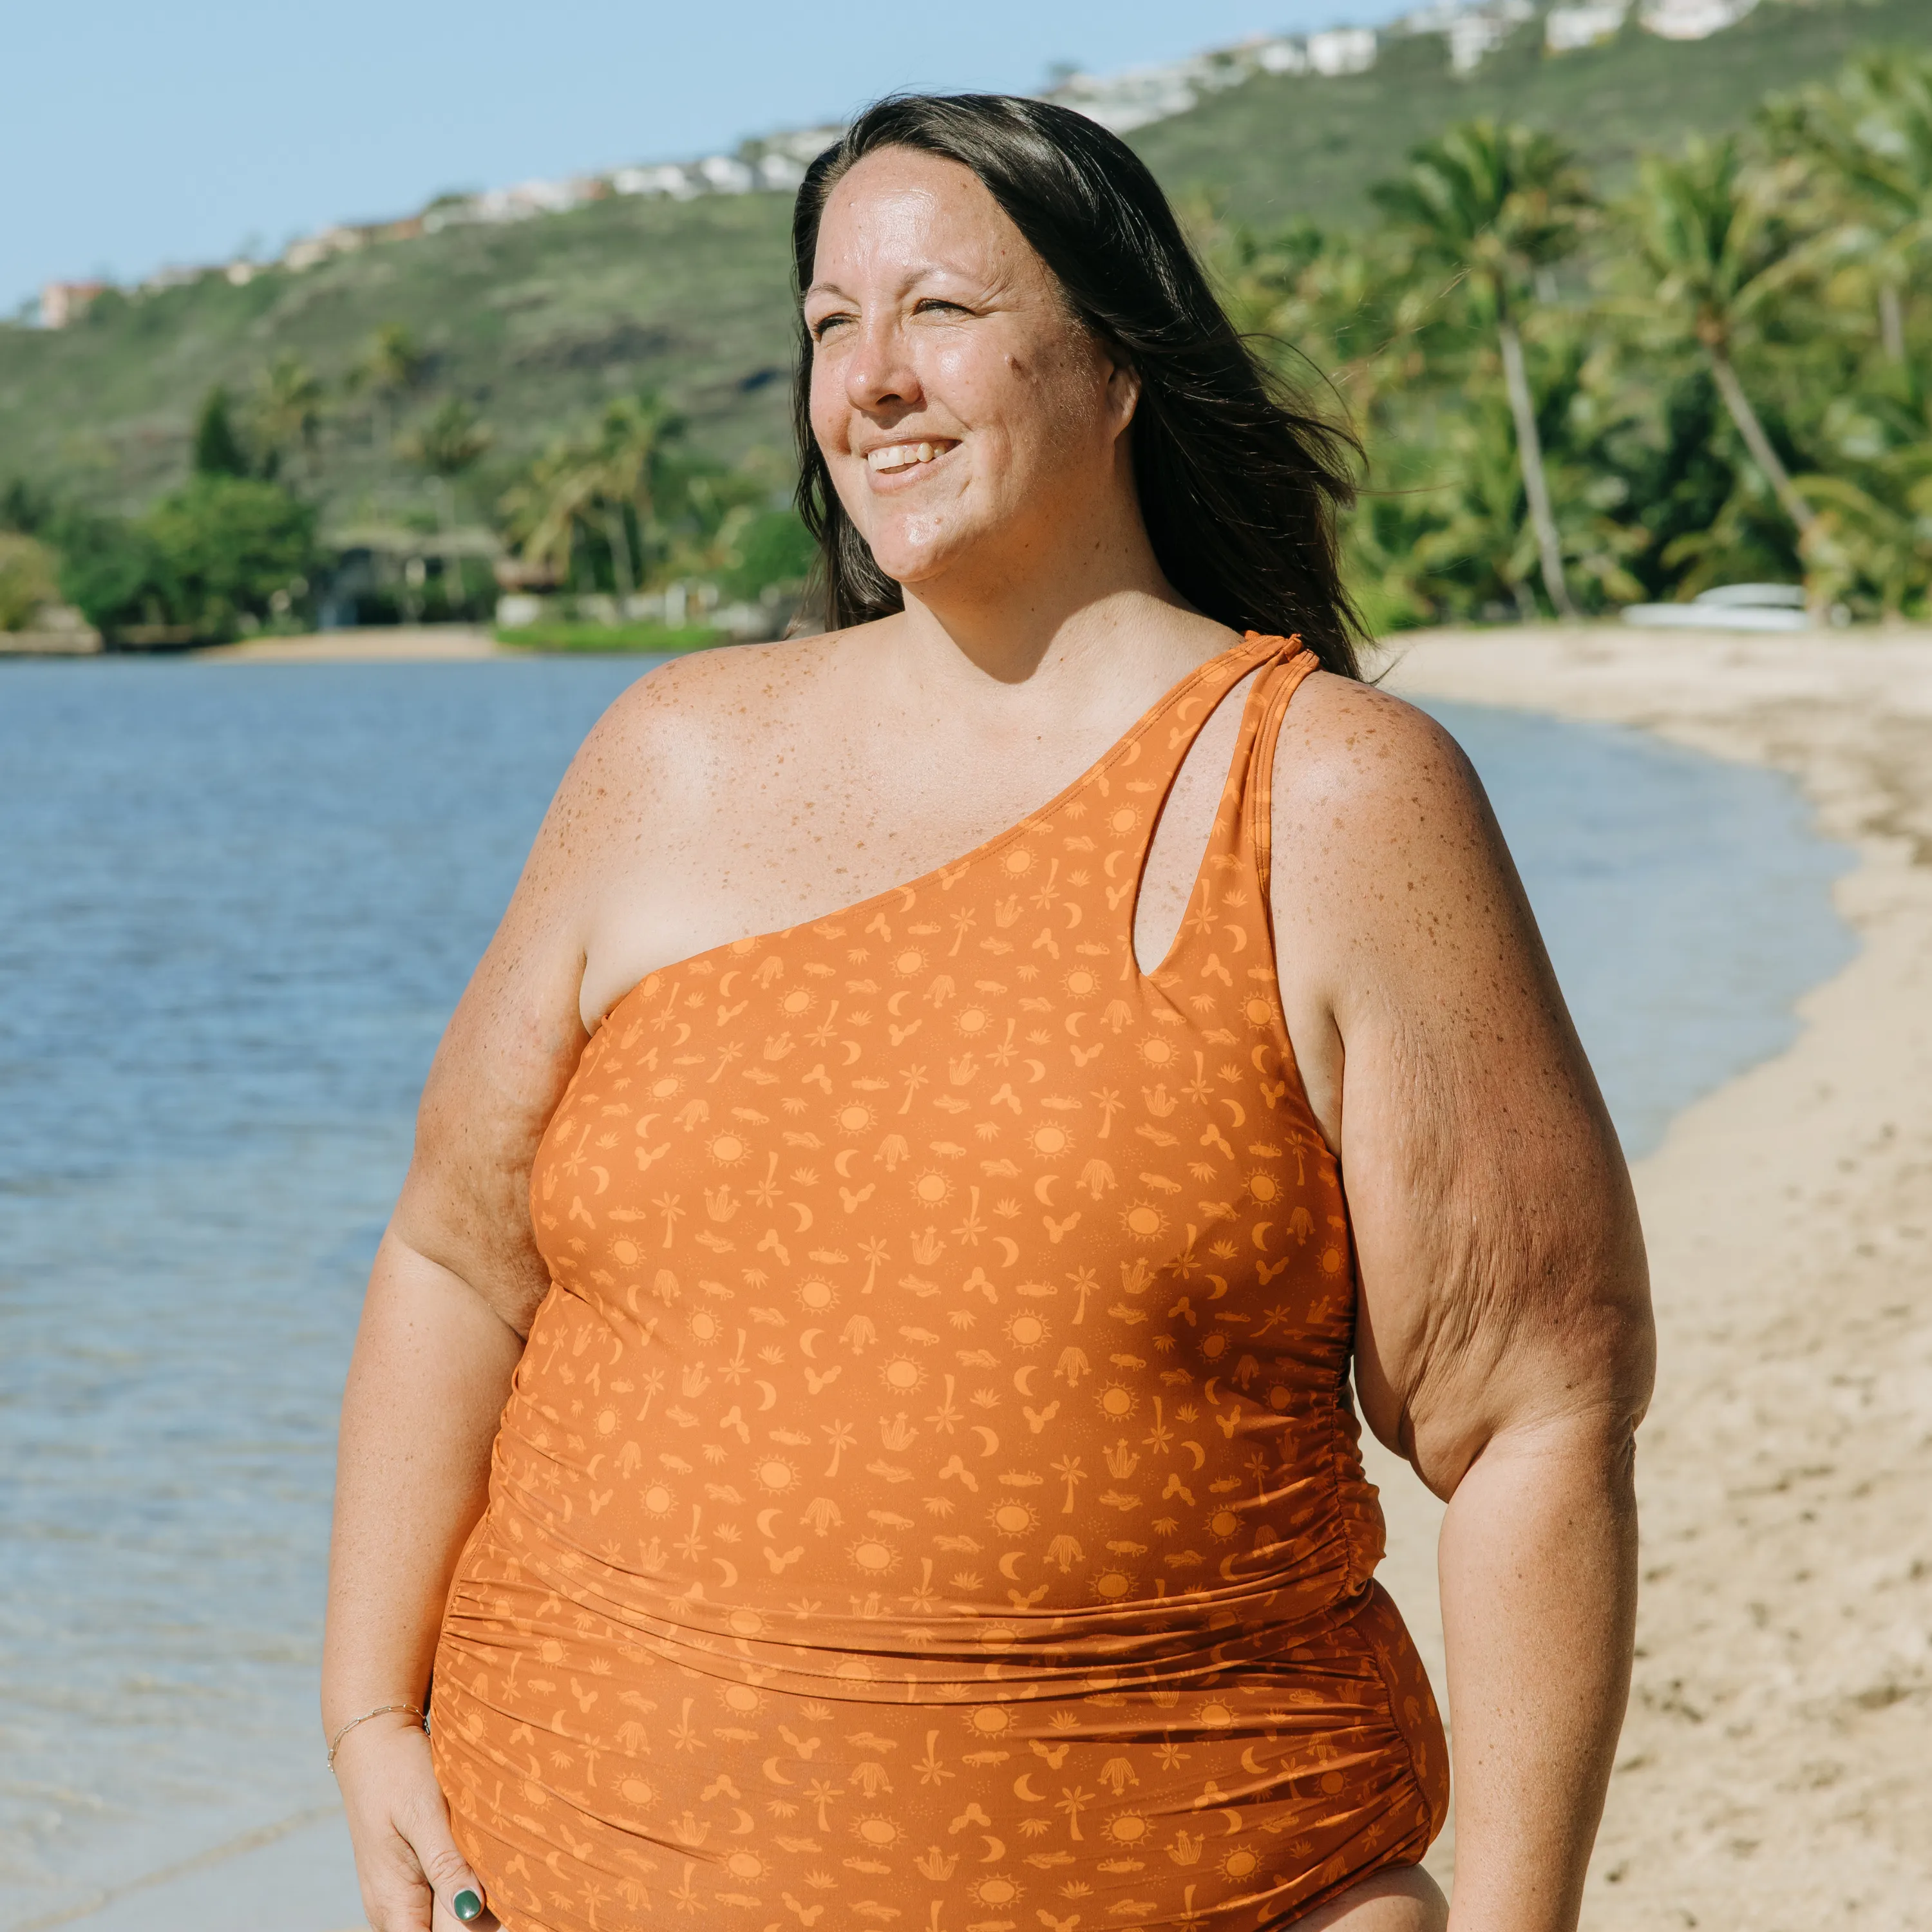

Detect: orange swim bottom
[431,1541,1448,1932]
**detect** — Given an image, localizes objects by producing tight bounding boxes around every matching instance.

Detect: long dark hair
[791,93,1364,678]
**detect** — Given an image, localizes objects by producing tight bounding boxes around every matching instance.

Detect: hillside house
[41,281,108,328]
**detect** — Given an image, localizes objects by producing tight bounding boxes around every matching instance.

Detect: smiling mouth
[865,439,958,475]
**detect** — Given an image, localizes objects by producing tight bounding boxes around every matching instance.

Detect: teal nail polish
[454,1889,484,1923]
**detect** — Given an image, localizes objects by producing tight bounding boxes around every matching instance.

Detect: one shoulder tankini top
[432,634,1449,1931]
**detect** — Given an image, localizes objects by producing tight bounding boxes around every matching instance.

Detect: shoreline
[198,625,507,661]
[1369,622,1932,1924]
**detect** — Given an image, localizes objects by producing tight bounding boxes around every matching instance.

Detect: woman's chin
[865,536,967,596]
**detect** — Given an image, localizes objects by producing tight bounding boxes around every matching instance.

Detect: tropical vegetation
[3,32,1931,641]
[4,0,1917,504]
[1195,45,1932,626]
[2,417,321,645]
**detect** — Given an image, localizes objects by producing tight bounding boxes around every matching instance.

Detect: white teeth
[867,440,947,473]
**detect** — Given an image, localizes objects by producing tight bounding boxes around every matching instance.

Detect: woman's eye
[810,313,851,341]
[915,299,967,317]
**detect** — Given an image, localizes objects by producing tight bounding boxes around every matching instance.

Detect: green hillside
[1135,0,1932,225]
[0,193,800,514]
[1,0,1926,517]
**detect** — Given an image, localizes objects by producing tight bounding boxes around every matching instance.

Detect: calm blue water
[0,658,1853,1925]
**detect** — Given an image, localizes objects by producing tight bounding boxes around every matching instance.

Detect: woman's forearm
[323,1229,526,1739]
[1435,1416,1639,1931]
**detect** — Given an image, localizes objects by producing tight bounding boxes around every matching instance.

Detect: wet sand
[1367,622,1932,1926]
[200,626,506,661]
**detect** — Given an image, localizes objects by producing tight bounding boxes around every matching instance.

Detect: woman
[325,95,1652,1932]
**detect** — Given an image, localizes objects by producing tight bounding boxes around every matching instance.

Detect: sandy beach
[1363,622,1932,1927]
[200,625,507,661]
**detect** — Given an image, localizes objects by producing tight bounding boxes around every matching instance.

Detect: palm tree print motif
[431,636,1448,1931]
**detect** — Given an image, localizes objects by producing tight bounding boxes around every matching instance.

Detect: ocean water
[0,657,1854,1926]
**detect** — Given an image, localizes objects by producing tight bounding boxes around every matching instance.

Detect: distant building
[1251,36,1311,74]
[1547,0,1630,49]
[1307,28,1379,75]
[1045,63,1202,134]
[140,264,204,294]
[281,213,426,272]
[756,153,806,190]
[1443,0,1533,70]
[761,126,845,168]
[1043,39,1322,136]
[612,163,699,200]
[696,155,755,194]
[29,3,1785,315]
[1641,0,1757,37]
[285,225,367,272]
[429,176,605,229]
[41,280,108,328]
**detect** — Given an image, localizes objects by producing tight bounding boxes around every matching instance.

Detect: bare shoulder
[392,634,854,1322]
[563,632,846,814]
[1265,668,1511,976]
[1271,667,1485,831]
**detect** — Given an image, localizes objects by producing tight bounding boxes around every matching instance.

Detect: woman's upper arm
[388,684,659,1335]
[1273,678,1654,1498]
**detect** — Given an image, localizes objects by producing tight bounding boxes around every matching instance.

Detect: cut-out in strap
[1113,633,1302,876]
[1137,642,1319,985]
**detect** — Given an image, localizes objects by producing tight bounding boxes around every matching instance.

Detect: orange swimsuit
[432,633,1448,1931]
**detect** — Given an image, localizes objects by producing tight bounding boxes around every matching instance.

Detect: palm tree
[1373,120,1595,618]
[397,397,492,524]
[399,398,493,608]
[1777,51,1932,365]
[1798,466,1932,620]
[590,392,683,600]
[251,354,325,484]
[1414,384,1647,618]
[352,322,428,451]
[1619,137,1818,541]
[501,440,603,591]
[498,395,690,603]
[1206,213,1437,430]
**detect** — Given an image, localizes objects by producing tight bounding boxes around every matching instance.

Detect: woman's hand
[324,1245,527,1932]
[336,1714,498,1932]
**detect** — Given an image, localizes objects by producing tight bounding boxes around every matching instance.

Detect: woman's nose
[844,315,922,413]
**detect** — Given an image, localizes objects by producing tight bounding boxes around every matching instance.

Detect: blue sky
[7,0,1410,314]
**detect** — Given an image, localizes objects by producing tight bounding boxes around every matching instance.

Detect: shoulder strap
[1245,647,1321,917]
[1150,644,1320,985]
[1142,632,1289,778]
[1090,630,1290,873]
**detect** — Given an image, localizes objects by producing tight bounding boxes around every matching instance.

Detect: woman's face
[804,146,1138,596]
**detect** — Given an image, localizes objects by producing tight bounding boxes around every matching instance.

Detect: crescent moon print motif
[432,638,1448,1931]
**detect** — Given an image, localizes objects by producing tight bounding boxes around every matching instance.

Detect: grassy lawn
[496,620,726,654]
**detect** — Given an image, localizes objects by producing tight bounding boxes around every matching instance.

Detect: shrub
[191,386,251,478]
[141,475,320,641]
[48,478,321,643]
[0,531,59,630]
[714,507,816,601]
[48,509,175,634]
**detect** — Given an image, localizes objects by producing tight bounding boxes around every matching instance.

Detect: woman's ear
[1105,357,1142,437]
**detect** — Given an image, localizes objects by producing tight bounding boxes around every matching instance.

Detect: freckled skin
[325,146,1653,1932]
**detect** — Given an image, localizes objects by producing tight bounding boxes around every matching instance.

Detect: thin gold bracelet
[327,1701,426,1772]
